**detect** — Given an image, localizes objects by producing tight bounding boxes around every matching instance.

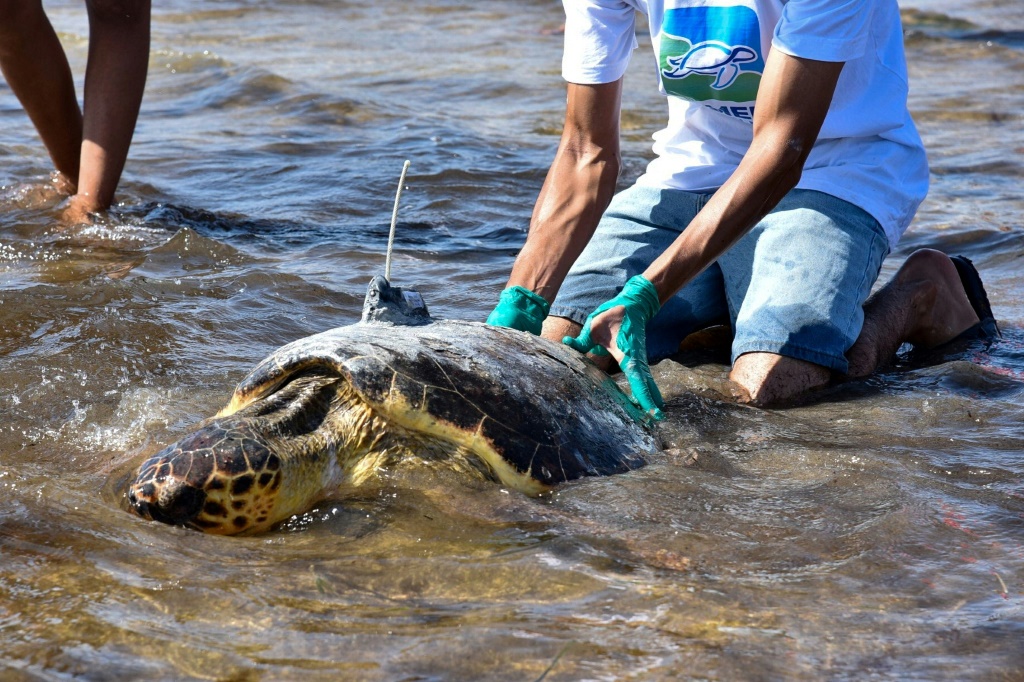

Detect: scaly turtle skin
[126,279,659,535]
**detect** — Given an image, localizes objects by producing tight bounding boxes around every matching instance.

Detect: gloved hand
[486,286,550,335]
[562,275,665,420]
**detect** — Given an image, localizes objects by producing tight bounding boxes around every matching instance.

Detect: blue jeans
[549,185,890,373]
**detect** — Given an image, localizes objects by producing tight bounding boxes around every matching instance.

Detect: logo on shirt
[663,41,757,90]
[659,6,764,106]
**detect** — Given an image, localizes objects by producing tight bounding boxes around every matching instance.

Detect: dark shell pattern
[232,320,657,488]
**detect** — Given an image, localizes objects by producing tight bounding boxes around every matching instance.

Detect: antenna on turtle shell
[384,159,411,282]
[362,160,430,326]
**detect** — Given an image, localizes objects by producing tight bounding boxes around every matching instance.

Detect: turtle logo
[662,40,758,90]
[657,5,764,105]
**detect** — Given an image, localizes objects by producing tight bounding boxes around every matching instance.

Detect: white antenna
[385,160,411,282]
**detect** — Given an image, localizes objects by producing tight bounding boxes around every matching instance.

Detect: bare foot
[60,194,100,226]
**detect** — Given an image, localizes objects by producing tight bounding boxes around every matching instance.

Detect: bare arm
[504,79,624,303]
[643,49,845,301]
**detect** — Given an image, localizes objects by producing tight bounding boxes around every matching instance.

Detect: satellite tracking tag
[402,290,425,310]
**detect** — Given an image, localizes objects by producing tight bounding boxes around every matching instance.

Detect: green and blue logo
[659,6,764,108]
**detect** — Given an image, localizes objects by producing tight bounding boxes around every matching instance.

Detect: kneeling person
[487,0,994,414]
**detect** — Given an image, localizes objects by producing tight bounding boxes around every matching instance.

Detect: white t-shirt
[562,0,929,247]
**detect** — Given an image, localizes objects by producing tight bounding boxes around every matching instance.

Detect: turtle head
[126,370,355,535]
[126,421,285,534]
[360,275,431,325]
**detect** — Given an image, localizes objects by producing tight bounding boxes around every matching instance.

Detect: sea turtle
[662,41,757,90]
[126,276,660,535]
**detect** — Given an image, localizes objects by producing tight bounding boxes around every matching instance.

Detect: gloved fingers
[622,355,665,420]
[621,324,664,410]
[485,306,513,327]
[562,320,599,354]
[644,369,665,410]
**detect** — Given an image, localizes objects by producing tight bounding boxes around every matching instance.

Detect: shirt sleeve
[772,0,876,63]
[561,0,638,84]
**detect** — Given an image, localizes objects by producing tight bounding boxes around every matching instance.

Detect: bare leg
[0,0,83,182]
[729,353,831,405]
[846,248,980,377]
[731,249,982,404]
[66,0,151,218]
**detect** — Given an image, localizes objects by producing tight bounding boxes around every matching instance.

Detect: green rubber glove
[562,275,665,420]
[486,286,550,335]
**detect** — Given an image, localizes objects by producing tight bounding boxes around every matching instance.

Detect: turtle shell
[224,320,656,490]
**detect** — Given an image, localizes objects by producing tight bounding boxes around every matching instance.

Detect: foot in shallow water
[949,254,1001,341]
[900,254,1001,368]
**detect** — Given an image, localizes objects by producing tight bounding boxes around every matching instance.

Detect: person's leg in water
[0,0,83,186]
[729,250,984,403]
[71,0,150,219]
[0,0,150,219]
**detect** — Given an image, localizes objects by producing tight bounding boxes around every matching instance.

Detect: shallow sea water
[1,1,1022,680]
